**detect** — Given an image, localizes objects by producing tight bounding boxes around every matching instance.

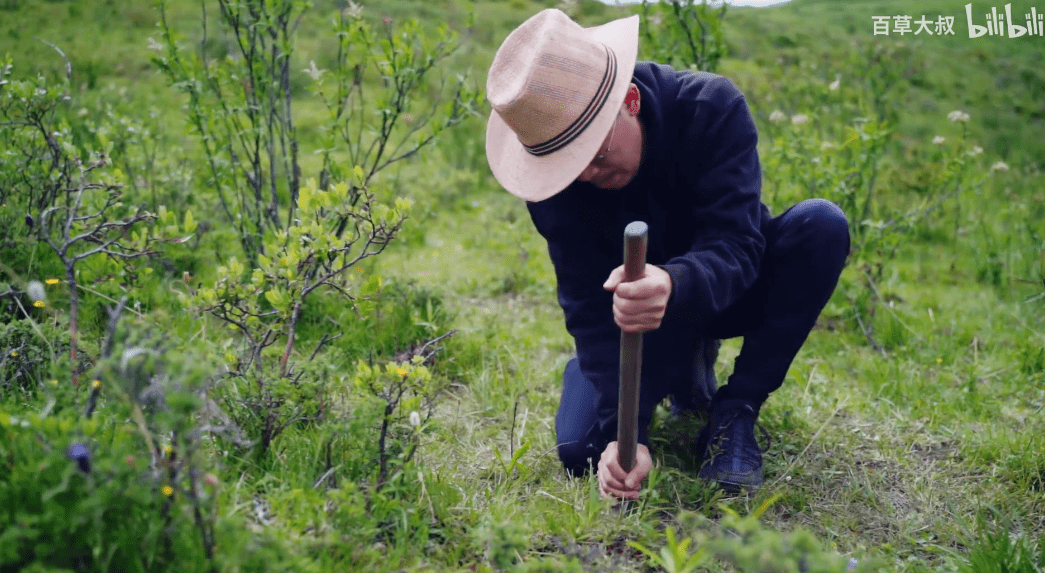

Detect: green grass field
[1,0,1044,571]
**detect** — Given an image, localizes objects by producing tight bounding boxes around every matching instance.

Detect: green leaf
[265,288,287,312]
[183,209,196,234]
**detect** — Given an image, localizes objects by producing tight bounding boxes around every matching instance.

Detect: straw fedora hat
[485,9,639,202]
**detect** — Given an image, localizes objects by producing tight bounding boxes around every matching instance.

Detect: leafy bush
[0,316,312,572]
[0,318,69,394]
[630,501,888,573]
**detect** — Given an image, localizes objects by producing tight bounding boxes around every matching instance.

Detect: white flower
[828,74,840,91]
[967,145,983,157]
[303,60,322,82]
[791,114,810,126]
[26,280,45,303]
[991,160,1009,172]
[147,37,164,52]
[820,141,836,150]
[409,411,421,428]
[345,0,363,18]
[768,110,786,123]
[948,110,970,123]
[932,136,946,145]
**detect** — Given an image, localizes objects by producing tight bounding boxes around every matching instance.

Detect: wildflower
[9,351,17,357]
[91,379,101,390]
[820,141,836,150]
[791,114,810,126]
[409,411,421,428]
[162,485,174,497]
[45,278,59,285]
[33,301,45,308]
[948,110,970,123]
[204,474,219,487]
[147,37,164,52]
[396,367,408,378]
[304,60,322,82]
[932,136,946,145]
[829,74,840,91]
[66,444,91,473]
[967,145,983,157]
[26,280,45,303]
[345,0,363,18]
[991,160,1010,172]
[768,110,786,123]
[936,358,943,363]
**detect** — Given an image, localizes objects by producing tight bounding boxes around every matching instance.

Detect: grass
[2,0,1045,571]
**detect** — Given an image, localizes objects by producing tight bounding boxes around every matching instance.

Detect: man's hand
[603,264,672,333]
[598,441,653,500]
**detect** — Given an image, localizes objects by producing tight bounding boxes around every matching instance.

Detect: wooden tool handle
[617,221,648,472]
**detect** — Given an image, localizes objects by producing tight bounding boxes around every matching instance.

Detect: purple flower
[66,443,91,474]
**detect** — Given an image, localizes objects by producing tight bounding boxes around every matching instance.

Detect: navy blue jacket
[526,62,771,448]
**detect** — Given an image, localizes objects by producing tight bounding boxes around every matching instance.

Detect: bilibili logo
[872,3,1045,37]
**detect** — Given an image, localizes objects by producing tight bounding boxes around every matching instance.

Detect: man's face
[575,104,643,190]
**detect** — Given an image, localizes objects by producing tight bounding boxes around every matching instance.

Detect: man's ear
[625,83,640,116]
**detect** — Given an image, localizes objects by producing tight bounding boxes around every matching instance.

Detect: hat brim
[485,15,640,202]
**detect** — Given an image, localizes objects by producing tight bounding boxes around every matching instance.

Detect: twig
[847,293,886,357]
[414,328,457,362]
[101,296,128,359]
[312,465,340,489]
[309,332,341,361]
[33,38,71,80]
[510,398,519,461]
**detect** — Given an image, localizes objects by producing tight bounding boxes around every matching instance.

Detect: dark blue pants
[556,199,850,474]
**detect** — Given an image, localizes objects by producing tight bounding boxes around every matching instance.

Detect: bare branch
[33,37,72,80]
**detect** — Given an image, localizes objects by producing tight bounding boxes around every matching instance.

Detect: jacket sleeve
[660,77,765,326]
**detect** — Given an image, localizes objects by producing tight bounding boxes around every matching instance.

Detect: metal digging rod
[617,221,648,472]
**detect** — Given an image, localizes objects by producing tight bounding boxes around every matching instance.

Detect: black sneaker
[697,398,765,494]
[670,339,720,416]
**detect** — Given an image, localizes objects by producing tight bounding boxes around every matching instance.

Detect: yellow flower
[396,367,408,377]
[91,380,101,390]
[45,278,60,285]
[936,358,943,364]
[33,301,45,308]
[162,486,174,497]
[9,351,17,357]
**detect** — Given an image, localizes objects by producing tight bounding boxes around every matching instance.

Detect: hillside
[1,1,1043,572]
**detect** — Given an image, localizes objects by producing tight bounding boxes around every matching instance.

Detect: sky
[598,0,793,6]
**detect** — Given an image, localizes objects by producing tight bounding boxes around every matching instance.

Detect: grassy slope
[2,0,1044,571]
[375,1,1045,571]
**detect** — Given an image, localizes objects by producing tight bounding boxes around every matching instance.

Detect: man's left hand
[603,264,672,333]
